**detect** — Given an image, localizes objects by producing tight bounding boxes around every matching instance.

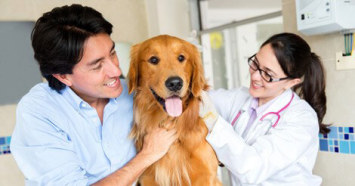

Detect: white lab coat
[206,87,322,186]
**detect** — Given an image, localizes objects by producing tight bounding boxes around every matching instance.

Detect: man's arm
[92,128,177,186]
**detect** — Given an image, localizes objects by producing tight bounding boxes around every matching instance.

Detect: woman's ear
[127,44,141,94]
[285,78,301,90]
[52,74,73,86]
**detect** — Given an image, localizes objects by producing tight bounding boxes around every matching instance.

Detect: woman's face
[249,44,300,105]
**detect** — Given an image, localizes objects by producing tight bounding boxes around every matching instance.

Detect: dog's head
[128,35,207,117]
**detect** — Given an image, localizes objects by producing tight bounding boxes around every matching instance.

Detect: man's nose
[106,59,121,77]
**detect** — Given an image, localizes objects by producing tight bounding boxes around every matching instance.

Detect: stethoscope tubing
[231,93,295,128]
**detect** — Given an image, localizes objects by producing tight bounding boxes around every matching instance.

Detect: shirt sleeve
[209,87,248,121]
[206,102,319,184]
[10,99,88,185]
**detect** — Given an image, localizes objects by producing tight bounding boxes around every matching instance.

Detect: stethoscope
[231,93,295,128]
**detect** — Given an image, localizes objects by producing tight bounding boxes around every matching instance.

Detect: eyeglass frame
[247,54,290,83]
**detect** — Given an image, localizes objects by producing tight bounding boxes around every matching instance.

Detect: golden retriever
[127,35,221,186]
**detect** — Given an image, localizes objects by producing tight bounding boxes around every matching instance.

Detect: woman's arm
[206,104,319,184]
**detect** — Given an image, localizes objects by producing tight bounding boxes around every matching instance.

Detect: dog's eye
[148,56,160,64]
[178,55,185,62]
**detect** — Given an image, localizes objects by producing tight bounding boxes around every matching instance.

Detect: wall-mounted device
[296,0,355,35]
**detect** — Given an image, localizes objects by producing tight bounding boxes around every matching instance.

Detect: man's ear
[52,74,73,86]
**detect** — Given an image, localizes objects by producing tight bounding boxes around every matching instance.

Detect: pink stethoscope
[231,93,295,128]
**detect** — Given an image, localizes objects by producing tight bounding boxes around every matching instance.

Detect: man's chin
[111,85,123,98]
[102,85,123,99]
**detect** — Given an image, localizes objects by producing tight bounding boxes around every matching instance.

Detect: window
[200,14,283,89]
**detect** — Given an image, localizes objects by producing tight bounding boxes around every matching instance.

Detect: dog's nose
[165,77,183,92]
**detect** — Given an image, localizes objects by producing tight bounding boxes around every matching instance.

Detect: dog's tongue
[165,97,182,117]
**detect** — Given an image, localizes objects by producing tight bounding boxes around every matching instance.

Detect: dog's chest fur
[131,91,208,185]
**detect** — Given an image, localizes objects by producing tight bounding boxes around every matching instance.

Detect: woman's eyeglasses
[247,54,290,83]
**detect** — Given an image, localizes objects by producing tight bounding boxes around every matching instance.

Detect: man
[10,4,177,185]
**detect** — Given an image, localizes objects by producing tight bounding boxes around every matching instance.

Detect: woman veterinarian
[199,32,330,186]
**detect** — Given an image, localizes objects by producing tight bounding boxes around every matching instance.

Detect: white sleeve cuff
[206,116,245,152]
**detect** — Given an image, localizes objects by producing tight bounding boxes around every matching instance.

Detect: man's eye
[93,64,102,70]
[111,51,117,56]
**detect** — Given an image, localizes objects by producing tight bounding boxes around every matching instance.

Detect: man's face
[64,33,123,103]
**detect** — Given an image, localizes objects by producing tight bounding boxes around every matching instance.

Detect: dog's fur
[128,35,221,186]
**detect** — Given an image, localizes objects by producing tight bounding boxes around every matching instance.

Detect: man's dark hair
[31,4,113,92]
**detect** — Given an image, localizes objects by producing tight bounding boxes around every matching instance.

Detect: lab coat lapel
[233,97,253,136]
[243,89,294,144]
[260,89,294,117]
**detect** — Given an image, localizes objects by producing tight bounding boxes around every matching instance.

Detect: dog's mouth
[150,88,182,117]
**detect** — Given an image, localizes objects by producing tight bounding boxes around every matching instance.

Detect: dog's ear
[128,44,140,94]
[189,43,207,97]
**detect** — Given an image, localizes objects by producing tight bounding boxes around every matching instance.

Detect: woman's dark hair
[261,32,330,134]
[31,4,113,92]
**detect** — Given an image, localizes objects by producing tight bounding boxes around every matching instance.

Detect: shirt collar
[62,86,119,111]
[61,79,130,110]
[61,86,85,110]
[249,95,279,117]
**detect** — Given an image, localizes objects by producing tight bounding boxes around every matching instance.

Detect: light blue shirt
[10,79,136,185]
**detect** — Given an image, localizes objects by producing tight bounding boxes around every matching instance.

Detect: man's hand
[93,127,177,186]
[140,127,178,164]
[199,91,219,132]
